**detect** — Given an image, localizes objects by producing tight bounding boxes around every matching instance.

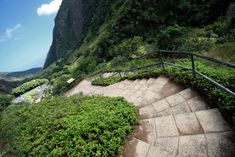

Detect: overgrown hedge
[0,95,138,156]
[12,79,48,96]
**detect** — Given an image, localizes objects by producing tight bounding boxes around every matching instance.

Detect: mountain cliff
[44,0,233,68]
[44,0,83,67]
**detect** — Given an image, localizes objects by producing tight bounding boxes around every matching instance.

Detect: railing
[157,49,235,96]
[63,49,235,97]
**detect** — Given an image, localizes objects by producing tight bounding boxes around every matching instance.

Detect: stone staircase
[65,75,235,157]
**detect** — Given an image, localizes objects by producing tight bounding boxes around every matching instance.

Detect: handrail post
[158,50,165,71]
[191,54,196,78]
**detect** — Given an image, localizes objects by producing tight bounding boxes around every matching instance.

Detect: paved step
[124,109,234,157]
[124,78,183,108]
[139,88,207,119]
[134,109,232,145]
[123,131,235,157]
[147,131,235,157]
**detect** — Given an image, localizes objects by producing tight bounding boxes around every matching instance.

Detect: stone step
[147,131,235,157]
[146,78,157,86]
[122,137,151,157]
[124,108,234,157]
[123,131,235,157]
[139,88,206,119]
[122,78,184,108]
[135,109,232,143]
[147,76,169,92]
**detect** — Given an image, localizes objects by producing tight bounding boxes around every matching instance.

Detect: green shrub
[107,36,145,58]
[12,79,48,96]
[92,77,123,86]
[156,25,188,50]
[0,95,12,112]
[0,95,138,156]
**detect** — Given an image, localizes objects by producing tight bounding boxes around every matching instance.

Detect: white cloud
[0,24,24,43]
[5,24,23,38]
[37,0,63,16]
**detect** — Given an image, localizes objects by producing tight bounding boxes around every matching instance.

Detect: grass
[0,95,138,156]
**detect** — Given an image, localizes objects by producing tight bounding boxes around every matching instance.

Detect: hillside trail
[65,74,235,157]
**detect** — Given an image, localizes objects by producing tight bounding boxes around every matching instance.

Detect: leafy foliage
[0,95,138,156]
[12,79,48,96]
[0,95,12,112]
[92,76,123,86]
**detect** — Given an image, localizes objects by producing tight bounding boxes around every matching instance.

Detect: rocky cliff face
[44,0,83,68]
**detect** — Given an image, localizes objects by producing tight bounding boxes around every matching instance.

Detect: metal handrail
[157,50,235,96]
[158,49,235,68]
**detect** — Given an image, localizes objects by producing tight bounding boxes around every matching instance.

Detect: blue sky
[0,0,62,72]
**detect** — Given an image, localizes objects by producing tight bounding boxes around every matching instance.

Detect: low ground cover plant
[0,95,138,156]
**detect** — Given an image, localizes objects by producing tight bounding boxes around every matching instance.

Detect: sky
[0,0,63,72]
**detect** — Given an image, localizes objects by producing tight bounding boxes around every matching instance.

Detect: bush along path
[66,75,235,157]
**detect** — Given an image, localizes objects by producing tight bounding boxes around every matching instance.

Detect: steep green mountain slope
[44,0,233,67]
[41,0,235,93]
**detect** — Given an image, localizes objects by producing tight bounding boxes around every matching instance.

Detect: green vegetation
[0,95,137,156]
[12,79,48,96]
[1,0,235,156]
[40,0,234,94]
[91,58,235,125]
[0,95,12,112]
[92,76,123,86]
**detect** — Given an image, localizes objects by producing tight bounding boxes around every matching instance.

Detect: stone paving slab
[122,138,150,157]
[139,105,157,119]
[179,88,198,100]
[139,79,148,85]
[174,113,204,135]
[154,76,169,86]
[155,116,179,137]
[134,119,157,144]
[152,99,170,113]
[147,137,178,157]
[151,96,207,118]
[196,109,231,133]
[156,108,172,117]
[142,90,158,103]
[188,96,208,112]
[170,101,191,115]
[158,80,185,98]
[148,83,164,93]
[147,78,156,86]
[166,93,186,107]
[206,131,235,157]
[133,97,149,108]
[177,134,207,157]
